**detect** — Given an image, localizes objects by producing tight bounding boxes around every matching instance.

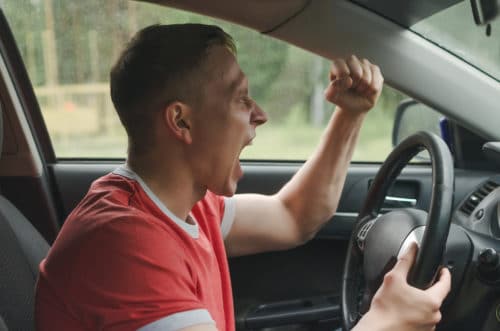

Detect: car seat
[0,106,50,331]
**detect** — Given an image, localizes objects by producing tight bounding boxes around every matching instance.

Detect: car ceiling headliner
[136,0,311,33]
[137,0,464,32]
[352,0,463,27]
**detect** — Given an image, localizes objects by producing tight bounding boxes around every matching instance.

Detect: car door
[0,1,497,331]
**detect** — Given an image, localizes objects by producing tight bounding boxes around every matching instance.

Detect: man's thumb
[393,242,418,276]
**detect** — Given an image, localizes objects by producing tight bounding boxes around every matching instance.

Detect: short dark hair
[110,24,236,155]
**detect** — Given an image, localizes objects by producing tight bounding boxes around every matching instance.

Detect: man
[35,24,450,331]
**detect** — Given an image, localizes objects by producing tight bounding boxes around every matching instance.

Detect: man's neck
[126,151,206,222]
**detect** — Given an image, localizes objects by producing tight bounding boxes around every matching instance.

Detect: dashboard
[447,142,500,331]
[455,177,500,238]
[455,142,500,238]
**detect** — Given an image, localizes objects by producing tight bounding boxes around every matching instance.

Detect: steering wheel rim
[342,131,454,330]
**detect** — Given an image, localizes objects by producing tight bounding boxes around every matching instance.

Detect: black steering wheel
[342,131,454,330]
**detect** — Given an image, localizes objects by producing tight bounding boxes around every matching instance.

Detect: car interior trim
[145,0,310,33]
[0,53,42,177]
[351,0,463,27]
[260,0,311,34]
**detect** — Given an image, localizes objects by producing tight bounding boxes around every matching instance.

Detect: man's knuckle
[360,76,370,86]
[352,69,362,80]
[365,83,376,93]
[383,271,396,284]
[429,297,442,310]
[431,311,442,324]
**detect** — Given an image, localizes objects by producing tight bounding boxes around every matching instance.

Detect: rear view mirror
[471,0,500,25]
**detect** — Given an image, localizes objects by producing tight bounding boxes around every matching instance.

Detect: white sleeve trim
[137,309,214,331]
[221,197,236,239]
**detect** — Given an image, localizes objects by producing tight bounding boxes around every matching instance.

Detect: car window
[5,0,413,161]
[412,1,500,81]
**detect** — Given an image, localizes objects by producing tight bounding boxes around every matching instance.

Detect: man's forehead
[203,45,247,92]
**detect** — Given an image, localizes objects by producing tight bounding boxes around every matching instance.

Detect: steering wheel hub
[363,209,427,292]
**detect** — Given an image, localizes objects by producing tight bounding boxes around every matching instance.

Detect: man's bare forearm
[276,107,366,242]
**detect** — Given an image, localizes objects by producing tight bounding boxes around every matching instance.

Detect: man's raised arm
[225,55,383,257]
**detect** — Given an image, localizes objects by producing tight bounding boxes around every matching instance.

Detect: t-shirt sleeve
[137,309,214,331]
[68,215,214,330]
[220,196,236,239]
[195,191,236,240]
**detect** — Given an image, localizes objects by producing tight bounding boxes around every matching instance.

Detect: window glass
[5,0,410,161]
[412,1,500,81]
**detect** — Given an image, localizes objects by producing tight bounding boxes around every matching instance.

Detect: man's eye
[241,97,252,107]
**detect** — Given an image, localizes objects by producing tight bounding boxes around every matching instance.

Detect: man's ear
[163,102,193,144]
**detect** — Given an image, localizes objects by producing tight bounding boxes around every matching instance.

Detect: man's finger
[425,267,452,301]
[367,64,384,96]
[355,58,373,93]
[330,59,350,81]
[346,55,363,86]
[392,242,418,275]
[333,76,353,90]
[324,76,353,103]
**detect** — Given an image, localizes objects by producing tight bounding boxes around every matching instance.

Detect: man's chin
[222,183,238,197]
[221,164,243,196]
[209,180,238,197]
[208,167,242,197]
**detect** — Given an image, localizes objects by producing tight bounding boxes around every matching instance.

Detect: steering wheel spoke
[356,217,377,252]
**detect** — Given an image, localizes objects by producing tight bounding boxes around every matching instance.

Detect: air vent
[460,181,499,216]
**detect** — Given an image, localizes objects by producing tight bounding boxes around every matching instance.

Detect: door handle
[384,196,417,208]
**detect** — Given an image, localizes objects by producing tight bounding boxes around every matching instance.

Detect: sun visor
[136,0,310,32]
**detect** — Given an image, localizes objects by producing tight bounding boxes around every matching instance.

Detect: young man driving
[35,24,450,331]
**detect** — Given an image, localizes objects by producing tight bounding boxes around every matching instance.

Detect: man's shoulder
[64,172,171,235]
[50,187,181,269]
[74,172,142,214]
[89,172,137,199]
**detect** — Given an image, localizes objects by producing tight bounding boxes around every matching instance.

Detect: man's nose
[251,102,268,126]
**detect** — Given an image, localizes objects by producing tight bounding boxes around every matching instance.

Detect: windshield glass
[412,1,500,81]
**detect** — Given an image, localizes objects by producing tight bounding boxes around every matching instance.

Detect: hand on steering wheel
[355,243,451,331]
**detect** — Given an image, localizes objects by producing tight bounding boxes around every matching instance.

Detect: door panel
[231,239,346,330]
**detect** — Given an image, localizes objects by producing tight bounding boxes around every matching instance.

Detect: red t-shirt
[35,166,236,331]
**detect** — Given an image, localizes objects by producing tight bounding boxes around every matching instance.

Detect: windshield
[411,1,500,81]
